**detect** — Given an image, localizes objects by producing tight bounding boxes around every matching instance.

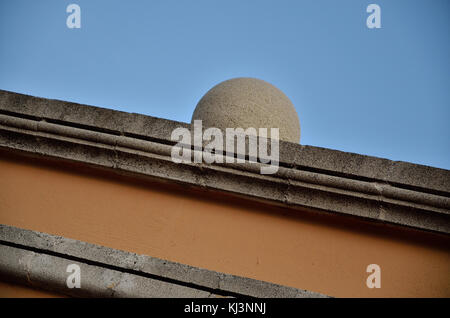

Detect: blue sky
[1,0,449,169]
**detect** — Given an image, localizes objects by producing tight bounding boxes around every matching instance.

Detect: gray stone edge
[0,113,449,234]
[0,224,328,298]
[1,89,449,195]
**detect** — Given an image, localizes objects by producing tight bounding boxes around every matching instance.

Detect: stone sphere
[191,77,300,143]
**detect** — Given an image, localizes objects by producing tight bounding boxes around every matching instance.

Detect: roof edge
[0,224,328,298]
[0,89,449,234]
[0,89,449,194]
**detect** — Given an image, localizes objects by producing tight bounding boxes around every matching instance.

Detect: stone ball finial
[191,77,301,143]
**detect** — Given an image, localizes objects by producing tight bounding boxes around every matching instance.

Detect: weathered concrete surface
[0,224,327,298]
[0,89,189,142]
[0,89,449,234]
[0,245,212,298]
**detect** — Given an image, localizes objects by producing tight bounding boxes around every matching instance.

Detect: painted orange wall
[0,280,63,298]
[0,151,449,297]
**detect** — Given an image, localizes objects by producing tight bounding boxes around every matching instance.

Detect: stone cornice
[0,89,449,234]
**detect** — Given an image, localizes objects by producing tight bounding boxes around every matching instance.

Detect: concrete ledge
[0,224,328,298]
[1,89,448,195]
[0,90,449,234]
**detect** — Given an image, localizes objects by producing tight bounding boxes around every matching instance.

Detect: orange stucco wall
[0,151,449,297]
[0,281,63,298]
